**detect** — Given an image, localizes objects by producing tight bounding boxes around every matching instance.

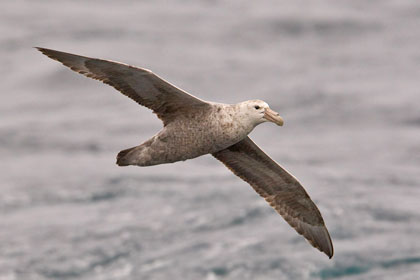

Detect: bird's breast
[199,106,254,152]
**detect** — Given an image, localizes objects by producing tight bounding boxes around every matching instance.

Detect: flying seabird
[37,47,334,258]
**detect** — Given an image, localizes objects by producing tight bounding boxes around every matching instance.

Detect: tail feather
[116,146,137,166]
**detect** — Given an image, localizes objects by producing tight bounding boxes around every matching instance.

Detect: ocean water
[1,0,420,279]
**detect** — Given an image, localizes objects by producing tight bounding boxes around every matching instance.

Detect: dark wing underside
[213,137,333,258]
[37,47,209,125]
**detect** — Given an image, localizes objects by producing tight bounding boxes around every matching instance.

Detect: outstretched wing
[37,47,209,125]
[213,137,333,258]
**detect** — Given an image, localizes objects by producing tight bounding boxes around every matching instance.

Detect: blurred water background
[1,0,420,279]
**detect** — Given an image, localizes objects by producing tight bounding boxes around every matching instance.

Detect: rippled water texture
[1,0,420,279]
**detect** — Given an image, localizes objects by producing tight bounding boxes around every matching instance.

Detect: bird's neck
[230,104,258,134]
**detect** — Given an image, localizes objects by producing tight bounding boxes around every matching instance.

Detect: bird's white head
[238,100,284,127]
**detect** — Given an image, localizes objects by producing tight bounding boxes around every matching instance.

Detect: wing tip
[287,216,334,259]
[312,225,334,259]
[35,46,51,54]
[325,244,334,259]
[35,47,62,61]
[323,226,334,259]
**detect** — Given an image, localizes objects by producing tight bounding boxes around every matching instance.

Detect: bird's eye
[254,105,260,110]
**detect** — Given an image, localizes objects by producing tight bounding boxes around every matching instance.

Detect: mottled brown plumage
[37,47,333,258]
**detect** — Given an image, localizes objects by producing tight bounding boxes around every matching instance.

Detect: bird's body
[37,47,334,258]
[118,102,260,166]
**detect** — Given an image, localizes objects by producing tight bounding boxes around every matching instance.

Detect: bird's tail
[116,146,137,166]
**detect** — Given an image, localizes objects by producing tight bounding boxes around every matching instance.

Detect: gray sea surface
[1,0,420,279]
